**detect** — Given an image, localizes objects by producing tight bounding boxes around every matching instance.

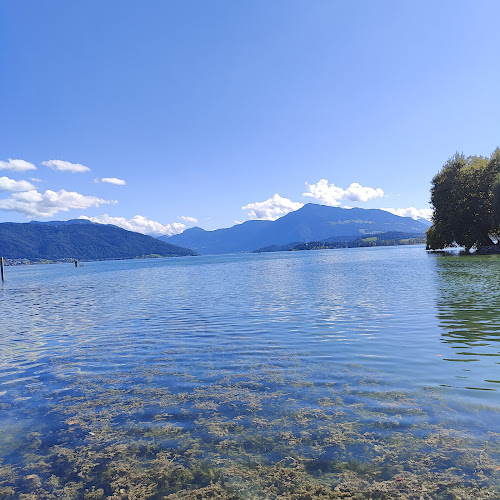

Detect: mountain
[161,220,274,255]
[0,220,197,260]
[162,204,430,254]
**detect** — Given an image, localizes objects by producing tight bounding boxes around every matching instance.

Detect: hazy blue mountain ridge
[164,204,430,254]
[164,220,274,255]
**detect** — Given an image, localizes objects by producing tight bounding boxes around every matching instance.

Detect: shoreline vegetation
[426,148,500,253]
[254,232,426,253]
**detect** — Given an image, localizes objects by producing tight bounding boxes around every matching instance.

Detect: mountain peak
[182,226,207,234]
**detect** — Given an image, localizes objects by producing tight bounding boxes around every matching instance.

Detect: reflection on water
[436,255,500,389]
[0,247,499,498]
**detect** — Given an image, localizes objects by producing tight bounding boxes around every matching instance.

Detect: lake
[1,245,499,498]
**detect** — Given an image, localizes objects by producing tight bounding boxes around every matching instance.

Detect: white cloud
[79,214,186,236]
[344,182,385,202]
[303,179,384,206]
[0,177,35,192]
[0,159,37,171]
[0,189,110,218]
[97,177,127,185]
[180,216,198,223]
[242,193,304,221]
[381,207,433,221]
[42,159,91,173]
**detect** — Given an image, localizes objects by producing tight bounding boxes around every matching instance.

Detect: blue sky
[1,1,499,235]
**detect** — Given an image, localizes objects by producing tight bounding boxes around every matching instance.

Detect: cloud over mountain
[0,190,110,217]
[242,194,304,221]
[79,214,186,236]
[381,207,433,221]
[304,179,384,206]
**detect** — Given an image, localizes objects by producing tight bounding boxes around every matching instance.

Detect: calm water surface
[1,246,499,498]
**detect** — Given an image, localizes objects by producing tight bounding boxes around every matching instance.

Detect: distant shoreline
[254,233,426,253]
[3,240,434,266]
[1,254,194,267]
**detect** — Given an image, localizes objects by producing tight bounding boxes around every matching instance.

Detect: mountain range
[0,220,197,261]
[162,204,430,254]
[0,205,430,261]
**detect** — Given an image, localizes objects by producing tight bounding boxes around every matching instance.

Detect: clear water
[1,246,499,498]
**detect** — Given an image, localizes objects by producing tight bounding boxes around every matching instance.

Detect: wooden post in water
[74,259,78,268]
[1,257,5,282]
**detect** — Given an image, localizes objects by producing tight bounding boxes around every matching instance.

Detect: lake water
[1,245,499,498]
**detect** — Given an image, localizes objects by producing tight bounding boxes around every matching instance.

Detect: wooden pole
[1,257,4,282]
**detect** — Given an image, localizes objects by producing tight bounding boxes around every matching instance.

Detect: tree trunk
[478,234,494,248]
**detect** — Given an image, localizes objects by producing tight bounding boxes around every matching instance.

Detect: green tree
[427,150,500,251]
[492,175,500,226]
[491,149,500,231]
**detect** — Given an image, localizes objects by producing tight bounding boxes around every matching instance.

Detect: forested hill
[0,220,197,260]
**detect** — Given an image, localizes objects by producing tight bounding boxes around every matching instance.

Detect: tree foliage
[491,150,500,228]
[427,149,500,251]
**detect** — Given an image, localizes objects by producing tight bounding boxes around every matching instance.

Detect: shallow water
[1,246,499,498]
